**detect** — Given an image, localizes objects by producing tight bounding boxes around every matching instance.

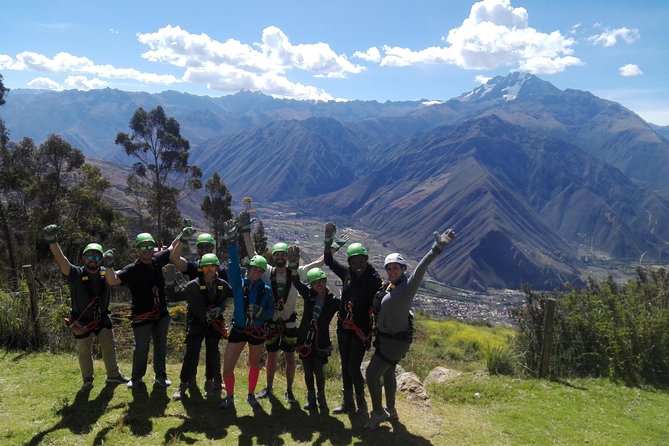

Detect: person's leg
[131,323,152,381]
[180,331,203,385]
[333,329,354,414]
[365,353,390,413]
[222,341,245,398]
[284,350,296,395]
[301,356,316,409]
[247,343,263,394]
[151,314,171,381]
[76,334,94,383]
[314,356,328,410]
[96,328,123,379]
[204,334,222,382]
[383,364,398,412]
[258,349,276,398]
[349,337,368,413]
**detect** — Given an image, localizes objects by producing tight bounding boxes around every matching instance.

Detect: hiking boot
[173,382,187,400]
[256,386,272,399]
[247,393,260,407]
[303,393,317,410]
[317,393,328,412]
[154,375,172,387]
[106,373,130,384]
[386,406,399,421]
[81,378,94,391]
[355,392,368,415]
[284,389,297,403]
[219,395,234,409]
[364,409,389,430]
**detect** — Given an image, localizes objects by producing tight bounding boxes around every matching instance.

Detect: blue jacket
[228,242,273,329]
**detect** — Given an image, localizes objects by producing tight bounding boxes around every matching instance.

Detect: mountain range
[2,72,669,291]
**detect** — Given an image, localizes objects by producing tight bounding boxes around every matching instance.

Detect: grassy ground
[1,318,668,446]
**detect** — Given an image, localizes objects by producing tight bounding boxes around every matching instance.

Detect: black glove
[324,223,336,247]
[287,246,300,270]
[103,249,115,268]
[222,219,238,244]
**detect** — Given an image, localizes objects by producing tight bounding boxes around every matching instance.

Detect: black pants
[301,353,326,395]
[179,326,222,384]
[337,326,367,395]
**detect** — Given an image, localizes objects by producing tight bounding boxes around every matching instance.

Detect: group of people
[45,212,455,431]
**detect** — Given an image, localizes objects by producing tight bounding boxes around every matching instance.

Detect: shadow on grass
[123,382,170,437]
[160,389,432,445]
[25,382,122,446]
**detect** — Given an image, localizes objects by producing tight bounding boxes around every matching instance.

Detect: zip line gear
[383,253,406,267]
[199,253,220,267]
[196,233,215,246]
[346,243,368,258]
[272,242,288,255]
[248,255,268,272]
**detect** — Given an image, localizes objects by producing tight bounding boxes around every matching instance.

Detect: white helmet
[384,253,406,267]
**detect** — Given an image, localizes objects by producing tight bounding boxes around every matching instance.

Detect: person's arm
[42,225,70,276]
[48,242,71,277]
[169,238,189,273]
[407,229,457,295]
[303,254,324,271]
[239,211,256,256]
[291,269,310,298]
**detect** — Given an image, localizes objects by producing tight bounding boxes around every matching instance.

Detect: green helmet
[346,242,368,258]
[199,253,220,267]
[272,242,288,255]
[135,232,156,247]
[248,255,268,272]
[196,233,215,246]
[307,267,327,284]
[83,243,103,255]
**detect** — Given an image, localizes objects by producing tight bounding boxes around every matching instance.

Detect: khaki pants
[76,327,121,381]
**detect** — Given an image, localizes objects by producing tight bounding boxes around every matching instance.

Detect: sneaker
[173,383,187,400]
[247,393,259,407]
[256,387,272,399]
[386,406,399,421]
[106,374,130,384]
[364,409,389,430]
[154,375,172,387]
[81,379,94,391]
[127,379,143,389]
[219,395,234,409]
[284,389,297,403]
[303,394,317,410]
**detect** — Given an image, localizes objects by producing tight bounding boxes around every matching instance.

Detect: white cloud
[376,0,581,75]
[588,27,640,47]
[475,75,492,84]
[65,75,109,90]
[137,25,362,99]
[619,64,643,77]
[27,77,63,91]
[0,51,179,86]
[353,47,382,63]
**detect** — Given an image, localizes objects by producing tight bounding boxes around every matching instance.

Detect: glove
[182,217,192,228]
[287,246,300,270]
[222,219,238,244]
[331,234,350,253]
[103,249,115,268]
[180,226,196,241]
[324,223,336,247]
[247,303,262,319]
[239,211,255,234]
[43,224,59,244]
[432,229,456,251]
[206,306,222,322]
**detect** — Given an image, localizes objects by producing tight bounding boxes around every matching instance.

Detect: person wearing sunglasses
[105,232,174,389]
[364,229,456,430]
[43,224,128,390]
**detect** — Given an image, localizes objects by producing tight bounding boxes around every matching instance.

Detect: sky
[1,0,668,125]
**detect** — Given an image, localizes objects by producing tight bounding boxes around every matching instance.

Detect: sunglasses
[85,254,102,261]
[138,245,155,251]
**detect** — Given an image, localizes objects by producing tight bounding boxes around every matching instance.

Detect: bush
[512,268,669,387]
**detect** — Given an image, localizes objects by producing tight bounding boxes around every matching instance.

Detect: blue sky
[1,0,668,124]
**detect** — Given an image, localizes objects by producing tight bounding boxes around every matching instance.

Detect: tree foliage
[201,172,233,258]
[115,106,202,244]
[512,269,669,387]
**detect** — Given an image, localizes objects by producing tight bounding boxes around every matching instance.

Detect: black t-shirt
[67,264,109,324]
[185,260,230,284]
[118,249,170,320]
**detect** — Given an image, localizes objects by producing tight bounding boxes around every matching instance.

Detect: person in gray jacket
[364,228,456,430]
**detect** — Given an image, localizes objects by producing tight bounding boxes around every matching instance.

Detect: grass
[1,317,668,445]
